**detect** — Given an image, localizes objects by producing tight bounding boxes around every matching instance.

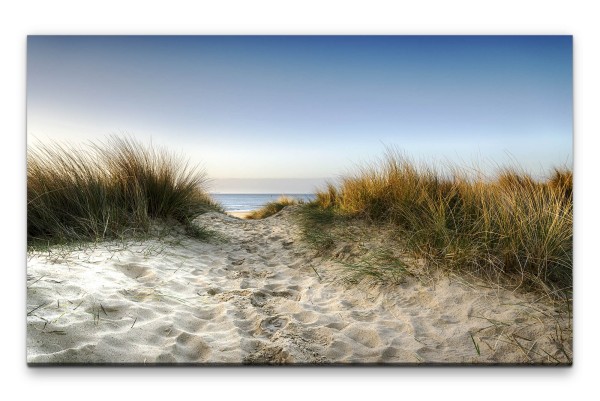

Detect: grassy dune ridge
[245,196,303,220]
[27,136,223,246]
[301,150,572,296]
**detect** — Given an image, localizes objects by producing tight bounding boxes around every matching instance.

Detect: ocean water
[210,194,315,212]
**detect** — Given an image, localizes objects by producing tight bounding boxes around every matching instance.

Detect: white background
[2,1,596,400]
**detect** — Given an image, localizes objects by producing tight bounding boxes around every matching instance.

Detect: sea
[210,194,315,212]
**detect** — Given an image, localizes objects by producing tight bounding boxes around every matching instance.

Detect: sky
[27,36,573,193]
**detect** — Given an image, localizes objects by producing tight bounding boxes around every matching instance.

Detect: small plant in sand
[245,196,302,220]
[301,149,572,298]
[27,135,223,247]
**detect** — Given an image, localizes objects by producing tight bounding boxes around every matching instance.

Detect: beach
[27,207,571,364]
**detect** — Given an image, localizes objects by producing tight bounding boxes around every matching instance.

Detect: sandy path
[27,209,572,364]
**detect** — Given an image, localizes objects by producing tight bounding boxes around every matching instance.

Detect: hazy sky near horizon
[27,36,572,192]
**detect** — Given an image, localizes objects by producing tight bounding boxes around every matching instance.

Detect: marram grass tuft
[245,196,301,220]
[303,150,572,296]
[27,136,223,246]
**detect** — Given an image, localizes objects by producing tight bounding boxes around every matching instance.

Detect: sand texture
[27,208,572,365]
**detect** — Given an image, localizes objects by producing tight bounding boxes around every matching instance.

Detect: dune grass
[27,136,223,247]
[245,196,302,220]
[301,150,573,297]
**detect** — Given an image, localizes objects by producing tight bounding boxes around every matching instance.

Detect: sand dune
[27,208,571,364]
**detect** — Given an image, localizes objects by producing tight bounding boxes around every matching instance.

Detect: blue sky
[27,36,572,192]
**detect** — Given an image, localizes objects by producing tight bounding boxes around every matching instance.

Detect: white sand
[27,208,572,364]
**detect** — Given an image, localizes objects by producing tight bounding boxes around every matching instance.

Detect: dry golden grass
[27,136,223,246]
[303,150,572,296]
[245,196,301,220]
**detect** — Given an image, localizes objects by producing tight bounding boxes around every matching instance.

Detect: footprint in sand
[292,310,320,325]
[342,325,382,349]
[271,290,300,301]
[250,291,268,307]
[173,332,212,362]
[243,343,292,364]
[260,316,289,334]
[115,263,155,281]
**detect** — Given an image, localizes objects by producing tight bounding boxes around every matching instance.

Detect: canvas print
[26,36,573,365]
